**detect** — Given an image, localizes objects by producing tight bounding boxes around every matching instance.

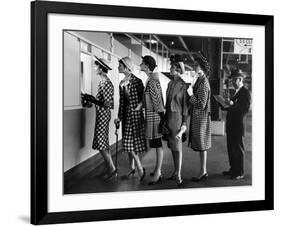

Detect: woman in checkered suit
[82,56,116,180]
[187,53,212,182]
[140,55,165,185]
[114,57,146,181]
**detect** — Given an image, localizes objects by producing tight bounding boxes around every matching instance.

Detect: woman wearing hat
[140,55,165,185]
[114,57,146,181]
[186,52,212,182]
[82,56,116,180]
[164,58,189,187]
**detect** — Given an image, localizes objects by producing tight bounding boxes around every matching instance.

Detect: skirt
[92,109,111,152]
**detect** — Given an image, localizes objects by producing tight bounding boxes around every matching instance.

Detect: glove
[82,93,104,107]
[114,118,120,129]
[81,94,93,108]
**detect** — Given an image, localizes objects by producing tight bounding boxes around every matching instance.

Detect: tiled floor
[65,114,252,194]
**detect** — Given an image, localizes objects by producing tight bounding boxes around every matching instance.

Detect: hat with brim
[94,56,112,70]
[119,57,134,71]
[230,70,246,79]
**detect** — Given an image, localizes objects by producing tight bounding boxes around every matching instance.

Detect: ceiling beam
[153,35,170,51]
[178,36,194,61]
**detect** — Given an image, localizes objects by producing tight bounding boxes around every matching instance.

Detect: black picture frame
[31,1,274,224]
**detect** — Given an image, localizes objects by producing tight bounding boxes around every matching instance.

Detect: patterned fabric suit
[144,73,165,140]
[189,75,211,151]
[118,74,146,153]
[92,78,114,151]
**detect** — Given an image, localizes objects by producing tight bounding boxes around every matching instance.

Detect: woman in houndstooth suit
[140,55,165,185]
[82,56,116,180]
[187,53,212,182]
[114,57,146,181]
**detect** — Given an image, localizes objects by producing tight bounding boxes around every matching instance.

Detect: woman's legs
[199,150,208,175]
[174,151,183,180]
[170,151,176,176]
[128,153,135,171]
[130,151,144,178]
[100,149,116,174]
[150,147,163,182]
[192,150,208,181]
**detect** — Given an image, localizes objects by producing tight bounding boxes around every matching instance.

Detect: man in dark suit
[221,70,251,179]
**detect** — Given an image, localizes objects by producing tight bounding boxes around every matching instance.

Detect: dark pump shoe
[192,173,208,182]
[148,175,162,185]
[104,169,118,180]
[120,169,136,179]
[167,174,177,181]
[176,178,184,188]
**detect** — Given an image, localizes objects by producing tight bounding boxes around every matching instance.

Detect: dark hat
[230,69,246,79]
[194,52,210,73]
[94,56,112,70]
[142,55,157,71]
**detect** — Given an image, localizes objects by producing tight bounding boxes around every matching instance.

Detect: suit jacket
[166,75,189,123]
[118,74,144,121]
[225,86,251,137]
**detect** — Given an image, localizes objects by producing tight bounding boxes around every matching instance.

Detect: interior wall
[64,31,171,173]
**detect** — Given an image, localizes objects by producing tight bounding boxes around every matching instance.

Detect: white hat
[94,56,112,70]
[119,57,134,71]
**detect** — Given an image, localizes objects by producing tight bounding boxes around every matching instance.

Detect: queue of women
[82,52,212,187]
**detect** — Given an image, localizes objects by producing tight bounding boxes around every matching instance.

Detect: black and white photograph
[29,1,274,224]
[63,31,253,194]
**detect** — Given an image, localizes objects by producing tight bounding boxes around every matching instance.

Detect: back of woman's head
[142,55,157,72]
[194,52,210,74]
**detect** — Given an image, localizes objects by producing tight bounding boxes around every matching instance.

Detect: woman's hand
[187,86,194,96]
[175,125,187,140]
[133,103,143,111]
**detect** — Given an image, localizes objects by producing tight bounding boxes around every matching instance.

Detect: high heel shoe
[140,167,146,182]
[121,169,136,180]
[167,174,177,181]
[104,169,118,180]
[191,173,208,182]
[148,175,162,185]
[176,178,184,188]
[127,169,136,177]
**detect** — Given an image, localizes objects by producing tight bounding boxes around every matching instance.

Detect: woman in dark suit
[82,56,116,180]
[164,59,189,187]
[187,53,212,182]
[114,57,146,181]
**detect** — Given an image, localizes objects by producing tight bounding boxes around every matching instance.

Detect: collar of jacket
[148,72,159,80]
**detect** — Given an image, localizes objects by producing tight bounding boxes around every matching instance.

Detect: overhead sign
[234,39,253,54]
